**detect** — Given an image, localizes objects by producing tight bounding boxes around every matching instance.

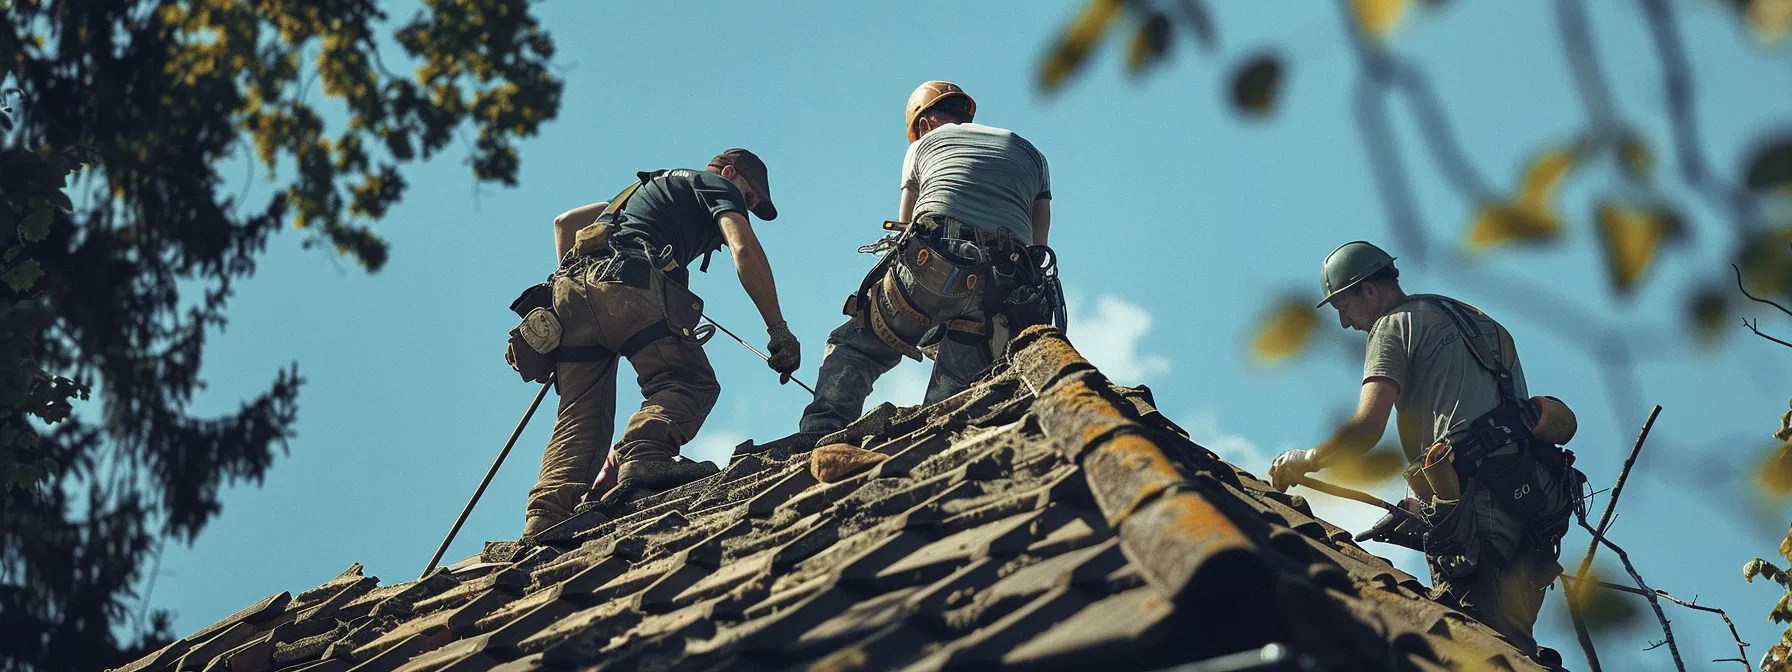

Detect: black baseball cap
[708,148,777,221]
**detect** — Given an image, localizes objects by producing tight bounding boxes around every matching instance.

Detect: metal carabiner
[690,323,717,346]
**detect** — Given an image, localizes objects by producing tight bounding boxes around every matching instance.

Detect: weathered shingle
[114,326,1547,672]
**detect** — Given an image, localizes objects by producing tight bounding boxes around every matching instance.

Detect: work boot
[596,456,719,513]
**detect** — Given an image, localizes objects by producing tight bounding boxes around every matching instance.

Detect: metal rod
[1291,475,1427,527]
[701,315,817,395]
[422,378,554,577]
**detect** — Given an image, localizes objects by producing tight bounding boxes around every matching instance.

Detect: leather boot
[596,456,719,513]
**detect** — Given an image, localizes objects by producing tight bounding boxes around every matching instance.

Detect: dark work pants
[797,317,992,435]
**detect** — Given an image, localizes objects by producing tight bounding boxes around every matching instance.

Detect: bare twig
[1581,520,1685,670]
[1576,404,1661,569]
[1561,541,1756,670]
[1735,264,1792,320]
[1743,319,1792,349]
[1568,405,1662,671]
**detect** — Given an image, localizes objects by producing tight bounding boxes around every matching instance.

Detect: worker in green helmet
[1267,241,1585,664]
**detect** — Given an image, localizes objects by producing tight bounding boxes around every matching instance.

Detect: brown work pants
[523,258,720,536]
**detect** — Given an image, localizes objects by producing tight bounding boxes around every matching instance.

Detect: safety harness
[844,217,1066,361]
[507,171,716,382]
[1416,295,1584,549]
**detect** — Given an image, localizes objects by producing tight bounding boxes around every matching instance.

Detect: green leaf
[1753,556,1792,587]
[1229,54,1283,117]
[2,259,42,292]
[1747,139,1792,193]
[1125,12,1171,76]
[18,208,51,242]
[46,188,72,212]
[1688,286,1727,346]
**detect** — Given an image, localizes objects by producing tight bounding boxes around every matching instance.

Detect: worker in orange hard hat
[797,80,1063,440]
[1267,241,1586,666]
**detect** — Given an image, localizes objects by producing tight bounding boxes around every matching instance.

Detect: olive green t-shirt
[1363,296,1528,462]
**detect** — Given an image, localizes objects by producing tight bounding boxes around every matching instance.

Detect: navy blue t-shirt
[608,169,746,283]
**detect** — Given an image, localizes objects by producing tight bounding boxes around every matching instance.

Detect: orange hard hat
[905,80,977,143]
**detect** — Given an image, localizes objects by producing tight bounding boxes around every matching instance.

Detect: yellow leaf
[1329,444,1405,487]
[1229,54,1283,117]
[1039,0,1125,93]
[1466,204,1560,252]
[1517,146,1579,211]
[1597,202,1676,293]
[1251,298,1317,363]
[1757,441,1792,497]
[1350,0,1409,39]
[1748,0,1792,44]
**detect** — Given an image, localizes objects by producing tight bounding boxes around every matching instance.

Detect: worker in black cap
[513,148,797,532]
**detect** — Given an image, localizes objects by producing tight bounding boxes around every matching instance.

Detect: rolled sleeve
[690,172,747,220]
[900,141,920,191]
[1364,313,1410,390]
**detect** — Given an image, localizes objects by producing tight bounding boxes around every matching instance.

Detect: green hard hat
[1317,241,1396,307]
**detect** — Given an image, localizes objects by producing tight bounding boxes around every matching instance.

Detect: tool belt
[506,245,709,383]
[1407,295,1585,555]
[843,216,1066,361]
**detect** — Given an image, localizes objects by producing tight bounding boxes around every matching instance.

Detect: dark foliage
[0,1,561,669]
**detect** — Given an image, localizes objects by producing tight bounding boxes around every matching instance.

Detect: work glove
[765,320,801,384]
[1268,448,1320,492]
[1353,496,1428,551]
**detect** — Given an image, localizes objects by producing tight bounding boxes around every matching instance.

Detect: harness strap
[553,344,613,362]
[619,320,675,357]
[1419,296,1520,405]
[548,319,677,364]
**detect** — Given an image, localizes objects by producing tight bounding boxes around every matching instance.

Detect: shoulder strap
[1415,295,1522,405]
[599,170,667,224]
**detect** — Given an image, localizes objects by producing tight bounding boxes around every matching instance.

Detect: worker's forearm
[732,246,785,327]
[1311,419,1383,467]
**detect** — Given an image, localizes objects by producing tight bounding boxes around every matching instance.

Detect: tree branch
[1560,542,1755,669]
[1579,519,1685,670]
[1735,263,1792,320]
[1743,319,1792,349]
[1568,405,1662,672]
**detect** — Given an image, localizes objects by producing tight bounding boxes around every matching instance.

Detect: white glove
[1268,448,1320,492]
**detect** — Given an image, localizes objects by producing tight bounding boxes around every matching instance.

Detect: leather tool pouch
[508,326,553,382]
[509,281,553,319]
[659,274,706,343]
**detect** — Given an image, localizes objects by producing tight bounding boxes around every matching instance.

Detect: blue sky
[141,2,1792,668]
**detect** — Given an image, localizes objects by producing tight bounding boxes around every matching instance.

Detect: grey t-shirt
[1364,296,1528,462]
[901,122,1050,245]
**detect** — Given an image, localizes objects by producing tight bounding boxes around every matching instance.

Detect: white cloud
[684,428,749,466]
[865,361,931,409]
[1180,408,1270,469]
[1065,294,1170,385]
[1177,407,1426,577]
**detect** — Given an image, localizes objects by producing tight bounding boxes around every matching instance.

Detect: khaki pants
[523,257,720,536]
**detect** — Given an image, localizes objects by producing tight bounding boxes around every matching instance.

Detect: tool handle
[422,377,553,577]
[1290,475,1426,526]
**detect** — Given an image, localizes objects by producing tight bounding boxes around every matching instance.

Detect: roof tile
[178,326,1551,672]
